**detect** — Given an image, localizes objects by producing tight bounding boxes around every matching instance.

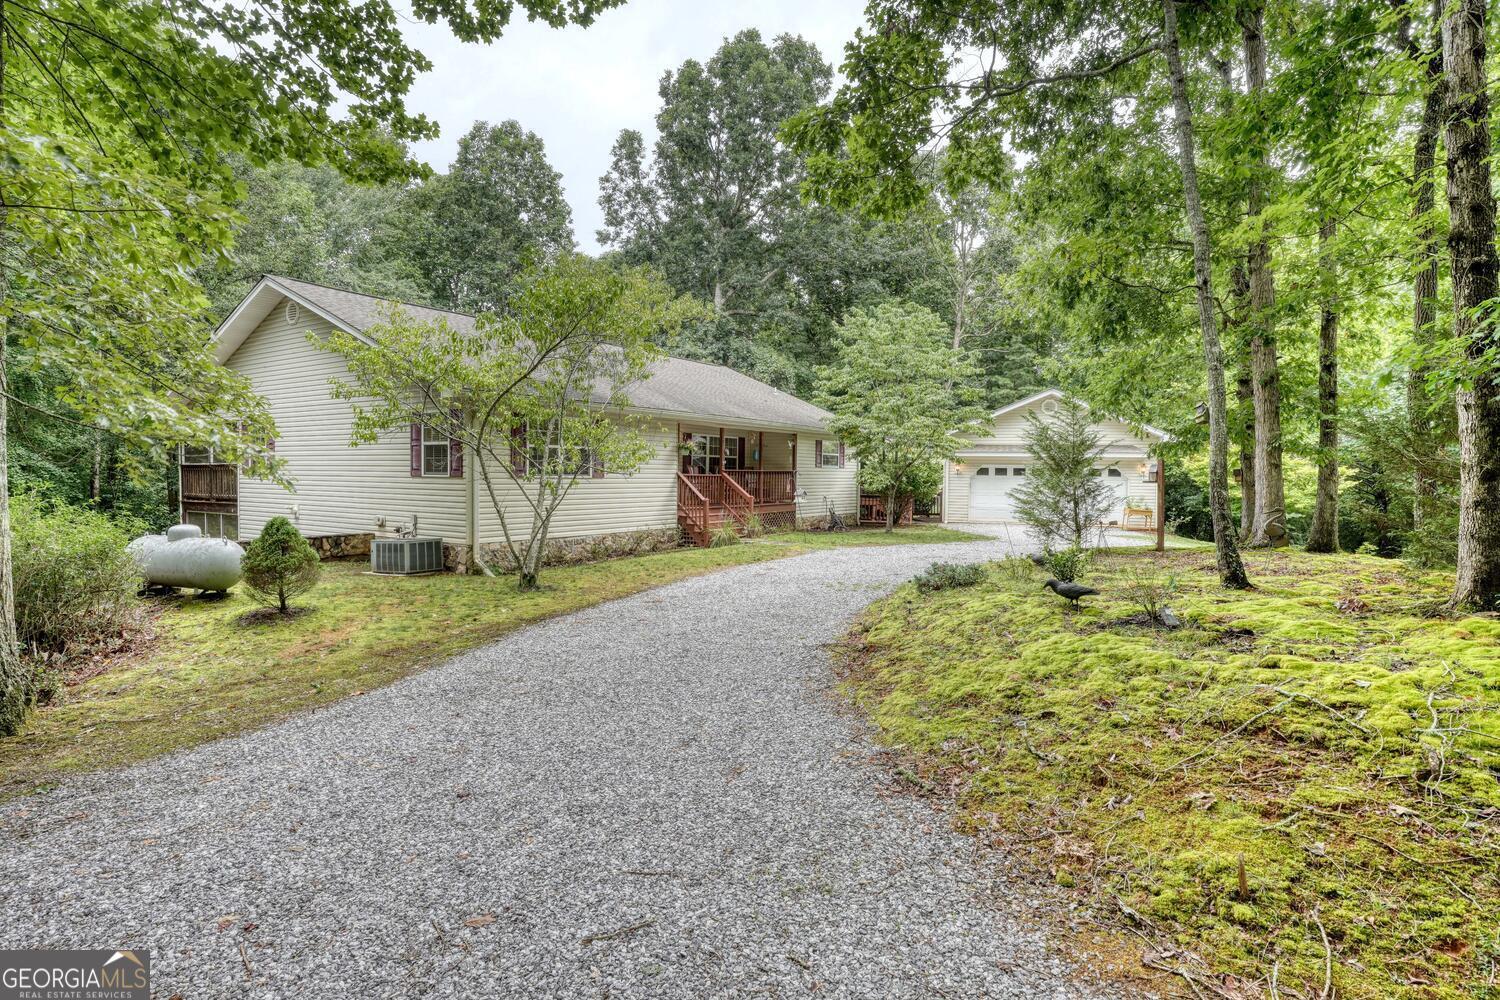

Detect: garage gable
[956,389,1167,459]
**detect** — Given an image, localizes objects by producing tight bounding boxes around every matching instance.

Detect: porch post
[1156,455,1166,552]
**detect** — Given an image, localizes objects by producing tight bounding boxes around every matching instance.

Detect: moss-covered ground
[0,524,982,800]
[840,548,1500,999]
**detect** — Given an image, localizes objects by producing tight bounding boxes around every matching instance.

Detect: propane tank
[129,525,244,592]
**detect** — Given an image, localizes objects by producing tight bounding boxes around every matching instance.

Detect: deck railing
[676,474,711,545]
[725,470,796,505]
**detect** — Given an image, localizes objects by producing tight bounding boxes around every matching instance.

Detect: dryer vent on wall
[371,537,444,575]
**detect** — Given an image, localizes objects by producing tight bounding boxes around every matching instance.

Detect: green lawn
[0,524,982,799]
[840,548,1499,1000]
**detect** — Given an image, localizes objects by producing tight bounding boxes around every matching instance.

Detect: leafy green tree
[1442,0,1500,610]
[818,301,985,532]
[403,120,575,313]
[242,517,321,614]
[197,159,425,320]
[326,256,702,590]
[0,0,623,734]
[784,0,1261,585]
[1012,400,1114,550]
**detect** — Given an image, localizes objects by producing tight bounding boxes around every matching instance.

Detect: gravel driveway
[0,536,1124,999]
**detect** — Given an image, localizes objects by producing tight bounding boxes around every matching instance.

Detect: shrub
[1118,564,1179,624]
[995,555,1039,586]
[11,493,140,657]
[1042,546,1091,583]
[740,513,765,538]
[913,561,987,593]
[708,523,742,548]
[242,517,321,613]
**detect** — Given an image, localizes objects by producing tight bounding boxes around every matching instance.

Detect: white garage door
[970,464,1029,520]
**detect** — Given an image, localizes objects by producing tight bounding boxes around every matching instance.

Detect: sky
[399,0,869,254]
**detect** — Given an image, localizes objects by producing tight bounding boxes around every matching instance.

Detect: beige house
[186,275,857,564]
[942,389,1168,531]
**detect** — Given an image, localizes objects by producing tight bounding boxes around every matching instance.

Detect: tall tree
[597,30,833,376]
[1305,217,1340,552]
[1237,1,1288,548]
[405,120,575,313]
[1161,0,1251,587]
[0,0,624,734]
[1397,1,1447,533]
[1442,0,1500,610]
[197,159,424,320]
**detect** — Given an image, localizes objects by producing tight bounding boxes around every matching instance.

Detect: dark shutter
[410,422,422,477]
[448,408,463,477]
[814,440,823,466]
[267,438,275,453]
[737,437,746,471]
[838,442,846,468]
[510,424,527,475]
[592,449,605,479]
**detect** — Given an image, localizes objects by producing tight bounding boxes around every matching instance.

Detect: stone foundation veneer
[306,532,374,560]
[443,527,684,574]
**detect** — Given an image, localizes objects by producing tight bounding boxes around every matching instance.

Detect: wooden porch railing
[677,473,711,546]
[721,472,755,526]
[725,470,796,505]
[860,494,914,526]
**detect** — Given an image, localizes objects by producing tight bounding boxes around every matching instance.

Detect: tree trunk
[1409,12,1444,532]
[1445,0,1500,610]
[1239,3,1287,548]
[886,484,898,533]
[0,10,25,738]
[1236,374,1256,539]
[1306,217,1340,553]
[1228,257,1256,542]
[1163,0,1251,589]
[90,428,103,503]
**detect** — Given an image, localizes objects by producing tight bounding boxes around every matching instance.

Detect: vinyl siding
[227,308,470,541]
[796,435,859,519]
[474,418,680,544]
[225,295,857,543]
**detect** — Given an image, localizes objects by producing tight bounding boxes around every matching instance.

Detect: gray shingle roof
[264,275,834,432]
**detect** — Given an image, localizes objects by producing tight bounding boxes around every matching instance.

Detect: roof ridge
[264,273,473,322]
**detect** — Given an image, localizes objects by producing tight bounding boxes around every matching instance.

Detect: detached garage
[943,389,1169,530]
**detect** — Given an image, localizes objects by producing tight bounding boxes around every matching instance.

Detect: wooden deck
[677,470,796,546]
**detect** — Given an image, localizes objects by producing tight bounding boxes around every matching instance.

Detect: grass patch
[0,523,980,799]
[840,548,1500,1000]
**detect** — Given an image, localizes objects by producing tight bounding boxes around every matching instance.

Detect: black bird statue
[1043,578,1098,607]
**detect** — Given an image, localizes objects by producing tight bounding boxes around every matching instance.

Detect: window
[422,423,451,476]
[1105,467,1123,479]
[994,466,1008,476]
[184,510,237,540]
[181,445,217,465]
[820,441,841,468]
[1013,467,1026,477]
[682,434,721,474]
[976,467,989,476]
[724,436,740,471]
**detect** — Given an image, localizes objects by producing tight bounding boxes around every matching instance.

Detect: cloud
[399,0,867,254]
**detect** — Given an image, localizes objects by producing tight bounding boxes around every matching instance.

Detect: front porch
[677,469,798,546]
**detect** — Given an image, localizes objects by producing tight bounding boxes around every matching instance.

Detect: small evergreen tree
[1012,399,1113,550]
[242,517,321,614]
